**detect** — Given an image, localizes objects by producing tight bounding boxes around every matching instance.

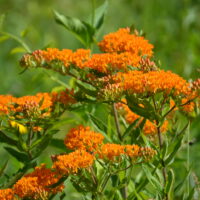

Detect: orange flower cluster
[0,164,63,200]
[20,28,155,74]
[23,48,91,70]
[98,28,154,56]
[0,189,14,200]
[63,125,156,162]
[122,103,168,136]
[84,52,141,73]
[114,70,192,96]
[64,125,104,152]
[0,93,52,116]
[99,143,156,161]
[52,149,95,175]
[0,90,76,117]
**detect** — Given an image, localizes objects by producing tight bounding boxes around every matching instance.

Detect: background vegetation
[0,0,200,199]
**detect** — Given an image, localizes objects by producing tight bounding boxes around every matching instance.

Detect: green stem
[187,121,190,196]
[113,103,122,141]
[0,31,31,53]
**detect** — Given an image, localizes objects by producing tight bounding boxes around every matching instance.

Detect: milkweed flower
[98,28,154,56]
[20,48,91,73]
[0,189,14,200]
[84,52,141,73]
[52,149,95,175]
[114,70,193,97]
[98,143,156,161]
[64,125,104,152]
[98,143,125,161]
[13,164,63,199]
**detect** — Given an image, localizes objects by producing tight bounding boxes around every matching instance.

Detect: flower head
[52,149,95,175]
[0,189,14,200]
[98,28,154,56]
[64,125,104,152]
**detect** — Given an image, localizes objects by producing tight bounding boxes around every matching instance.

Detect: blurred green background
[0,0,200,198]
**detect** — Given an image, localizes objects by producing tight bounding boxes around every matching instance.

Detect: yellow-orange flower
[98,28,154,56]
[52,149,95,175]
[0,189,14,200]
[64,125,104,152]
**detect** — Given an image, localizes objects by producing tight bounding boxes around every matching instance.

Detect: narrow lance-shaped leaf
[93,0,108,30]
[54,10,95,47]
[165,169,175,200]
[4,147,29,163]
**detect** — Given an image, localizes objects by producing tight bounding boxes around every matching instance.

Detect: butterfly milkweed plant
[0,1,200,200]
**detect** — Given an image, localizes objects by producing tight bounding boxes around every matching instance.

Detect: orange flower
[22,48,91,70]
[0,189,14,200]
[99,143,125,160]
[64,125,104,152]
[13,177,40,199]
[124,145,140,157]
[181,98,195,113]
[99,143,156,161]
[98,28,154,56]
[13,164,63,199]
[84,52,141,73]
[52,149,95,175]
[114,70,192,97]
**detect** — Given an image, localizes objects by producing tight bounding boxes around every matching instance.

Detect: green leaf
[10,46,26,54]
[50,138,67,151]
[4,147,29,163]
[122,118,141,139]
[165,169,175,200]
[94,0,108,30]
[0,160,8,177]
[54,10,95,47]
[76,80,97,97]
[164,134,184,165]
[0,35,9,43]
[0,131,18,146]
[32,130,57,158]
[89,113,112,142]
[187,188,195,200]
[142,164,163,193]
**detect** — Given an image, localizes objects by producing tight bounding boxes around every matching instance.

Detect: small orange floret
[65,125,104,152]
[0,189,14,200]
[98,28,154,56]
[52,149,95,175]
